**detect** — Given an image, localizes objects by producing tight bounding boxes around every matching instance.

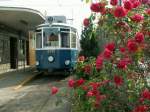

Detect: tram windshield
[43,28,59,47]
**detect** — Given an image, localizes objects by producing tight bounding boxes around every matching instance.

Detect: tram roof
[0,6,45,35]
[37,23,77,30]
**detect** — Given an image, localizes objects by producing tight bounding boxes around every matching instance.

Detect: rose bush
[50,0,150,112]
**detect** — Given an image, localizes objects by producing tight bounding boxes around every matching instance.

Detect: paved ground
[0,68,71,112]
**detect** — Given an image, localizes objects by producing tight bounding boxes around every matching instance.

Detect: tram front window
[43,28,59,47]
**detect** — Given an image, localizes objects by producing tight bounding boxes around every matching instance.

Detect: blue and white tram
[35,23,79,73]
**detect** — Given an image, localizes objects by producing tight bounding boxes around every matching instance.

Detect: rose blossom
[82,85,88,91]
[127,39,138,52]
[124,0,133,10]
[76,78,85,86]
[110,0,118,6]
[103,48,112,59]
[114,75,123,86]
[132,1,141,8]
[96,56,103,70]
[90,2,106,13]
[141,0,149,4]
[117,59,127,69]
[119,47,126,53]
[51,86,59,95]
[132,105,148,112]
[78,55,85,62]
[131,14,144,22]
[114,6,127,18]
[105,42,115,51]
[87,91,94,97]
[99,2,106,13]
[90,3,100,12]
[135,32,144,43]
[146,9,150,15]
[83,18,90,27]
[141,88,150,100]
[68,79,75,88]
[90,82,101,90]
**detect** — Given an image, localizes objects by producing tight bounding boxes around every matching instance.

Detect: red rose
[84,65,92,74]
[99,2,106,13]
[117,59,127,69]
[146,9,150,15]
[101,8,106,15]
[76,78,85,86]
[127,39,138,52]
[90,3,100,12]
[87,91,94,97]
[83,18,90,27]
[139,97,145,103]
[68,79,75,88]
[82,85,88,91]
[51,86,59,95]
[132,105,148,112]
[90,2,106,13]
[96,56,103,70]
[105,42,115,51]
[135,32,144,43]
[124,0,133,10]
[119,47,126,53]
[78,56,85,62]
[114,6,127,18]
[90,82,101,90]
[103,48,112,59]
[141,88,150,100]
[131,14,144,22]
[114,75,123,86]
[141,0,149,4]
[133,1,141,8]
[110,0,118,6]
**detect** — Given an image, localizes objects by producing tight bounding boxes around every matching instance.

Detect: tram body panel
[36,49,78,71]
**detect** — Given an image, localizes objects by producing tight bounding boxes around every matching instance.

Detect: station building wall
[0,24,31,73]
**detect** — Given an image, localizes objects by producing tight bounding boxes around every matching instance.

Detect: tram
[35,16,79,73]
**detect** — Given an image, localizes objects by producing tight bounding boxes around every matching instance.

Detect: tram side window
[61,32,70,48]
[71,32,76,48]
[36,33,42,48]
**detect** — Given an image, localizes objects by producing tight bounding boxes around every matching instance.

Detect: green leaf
[85,0,90,3]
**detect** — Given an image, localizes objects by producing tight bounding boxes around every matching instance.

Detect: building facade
[0,6,45,73]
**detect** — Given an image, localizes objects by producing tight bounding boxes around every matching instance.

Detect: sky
[0,0,92,35]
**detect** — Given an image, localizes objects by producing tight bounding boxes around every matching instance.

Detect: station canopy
[0,6,45,35]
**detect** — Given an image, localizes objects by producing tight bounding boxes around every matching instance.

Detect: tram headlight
[36,61,39,66]
[65,60,70,65]
[48,56,54,62]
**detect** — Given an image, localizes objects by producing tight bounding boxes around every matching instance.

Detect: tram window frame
[71,31,77,48]
[60,29,70,48]
[43,28,59,48]
[36,32,42,48]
